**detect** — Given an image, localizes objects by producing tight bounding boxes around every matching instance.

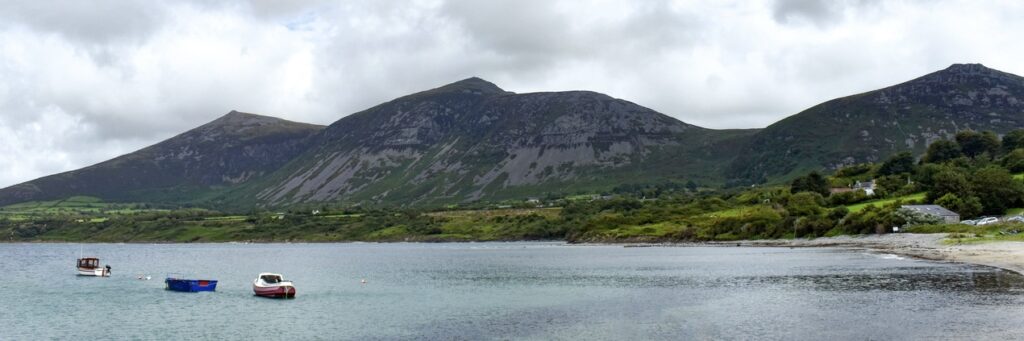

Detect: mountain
[729,63,1024,182]
[0,111,324,206]
[224,77,753,207]
[4,64,1023,209]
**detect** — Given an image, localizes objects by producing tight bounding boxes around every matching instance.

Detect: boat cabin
[77,258,100,269]
[260,274,283,283]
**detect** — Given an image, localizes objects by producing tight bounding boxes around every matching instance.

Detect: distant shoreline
[8,234,1024,275]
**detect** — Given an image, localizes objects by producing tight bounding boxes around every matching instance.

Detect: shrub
[894,207,943,226]
[837,205,903,235]
[786,192,826,217]
[791,172,830,196]
[829,190,870,206]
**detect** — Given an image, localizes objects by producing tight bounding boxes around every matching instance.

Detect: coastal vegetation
[3,129,1024,243]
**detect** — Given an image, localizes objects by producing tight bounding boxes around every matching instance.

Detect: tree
[685,180,698,192]
[955,130,1000,158]
[878,152,916,176]
[934,193,982,219]
[970,166,1024,215]
[1001,148,1024,173]
[913,163,947,190]
[786,192,826,217]
[875,174,908,196]
[835,163,873,178]
[926,169,972,202]
[791,171,830,196]
[921,140,963,164]
[1002,129,1024,153]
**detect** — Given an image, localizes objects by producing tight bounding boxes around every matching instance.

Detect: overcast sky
[1,0,1023,187]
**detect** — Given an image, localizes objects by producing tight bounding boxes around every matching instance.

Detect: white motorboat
[253,273,296,298]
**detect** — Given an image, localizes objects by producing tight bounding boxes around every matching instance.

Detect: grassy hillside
[731,64,1024,184]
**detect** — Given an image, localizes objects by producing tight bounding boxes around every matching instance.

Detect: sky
[1,0,1023,187]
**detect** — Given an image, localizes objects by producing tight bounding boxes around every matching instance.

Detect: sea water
[1,243,1022,340]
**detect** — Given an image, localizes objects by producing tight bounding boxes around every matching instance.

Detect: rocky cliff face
[730,63,1024,182]
[249,78,736,206]
[0,111,324,205]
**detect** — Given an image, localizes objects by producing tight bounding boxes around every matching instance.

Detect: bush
[786,192,826,217]
[793,215,835,238]
[835,163,873,178]
[791,172,830,196]
[829,190,870,206]
[712,206,785,239]
[837,205,903,235]
[894,208,942,226]
[934,193,982,219]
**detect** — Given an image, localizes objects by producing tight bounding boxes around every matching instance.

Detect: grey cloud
[771,0,883,26]
[772,0,838,25]
[1,0,1023,187]
[0,1,167,45]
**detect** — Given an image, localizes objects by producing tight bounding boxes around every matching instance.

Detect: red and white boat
[253,273,296,298]
[77,258,110,277]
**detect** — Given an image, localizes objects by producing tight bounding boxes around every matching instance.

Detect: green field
[0,196,155,215]
[845,192,926,212]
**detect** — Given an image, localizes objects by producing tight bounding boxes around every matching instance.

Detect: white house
[853,180,876,196]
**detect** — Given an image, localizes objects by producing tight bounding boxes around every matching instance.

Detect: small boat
[253,273,296,298]
[77,258,110,277]
[165,274,217,292]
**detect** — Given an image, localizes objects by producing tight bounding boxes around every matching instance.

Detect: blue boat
[165,275,217,292]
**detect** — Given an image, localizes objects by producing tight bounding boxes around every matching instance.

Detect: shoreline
[9,234,1024,275]
[728,234,1024,275]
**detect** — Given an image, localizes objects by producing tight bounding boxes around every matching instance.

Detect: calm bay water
[2,243,1023,340]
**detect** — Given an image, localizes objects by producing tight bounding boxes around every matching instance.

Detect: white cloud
[1,0,1023,186]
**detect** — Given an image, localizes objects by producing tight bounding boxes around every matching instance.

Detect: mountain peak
[209,110,284,127]
[897,63,1024,88]
[423,77,506,96]
[942,63,995,75]
[930,63,1021,80]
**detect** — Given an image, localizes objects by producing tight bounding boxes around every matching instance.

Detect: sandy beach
[730,233,1024,274]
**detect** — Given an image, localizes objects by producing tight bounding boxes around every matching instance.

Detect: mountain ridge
[0,111,324,206]
[3,64,1023,209]
[233,79,731,207]
[728,63,1024,182]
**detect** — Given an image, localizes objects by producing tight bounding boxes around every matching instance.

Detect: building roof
[901,205,959,217]
[853,180,875,189]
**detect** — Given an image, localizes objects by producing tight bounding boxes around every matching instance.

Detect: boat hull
[165,278,218,292]
[77,267,109,277]
[253,284,296,298]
